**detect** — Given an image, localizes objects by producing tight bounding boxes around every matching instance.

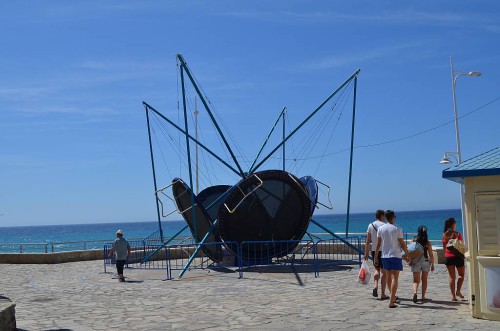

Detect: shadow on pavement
[395,297,465,310]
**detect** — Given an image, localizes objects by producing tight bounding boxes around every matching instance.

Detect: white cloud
[15,106,118,115]
[215,8,499,31]
[297,43,428,71]
[0,87,55,98]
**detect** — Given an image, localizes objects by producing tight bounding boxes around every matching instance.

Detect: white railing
[0,232,442,254]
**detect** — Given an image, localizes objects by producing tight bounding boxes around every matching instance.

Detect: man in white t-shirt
[375,210,411,308]
[363,209,386,298]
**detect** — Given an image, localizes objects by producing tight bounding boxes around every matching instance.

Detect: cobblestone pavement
[1,260,499,330]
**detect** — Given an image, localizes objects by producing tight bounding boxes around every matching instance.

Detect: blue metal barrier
[315,236,363,269]
[104,240,169,273]
[103,236,364,279]
[163,241,241,279]
[240,240,318,278]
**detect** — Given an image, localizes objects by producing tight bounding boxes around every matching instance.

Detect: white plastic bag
[358,260,372,285]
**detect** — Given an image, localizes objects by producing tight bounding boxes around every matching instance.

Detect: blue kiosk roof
[442,147,500,183]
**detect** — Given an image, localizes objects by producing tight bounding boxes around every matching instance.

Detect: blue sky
[1,1,499,226]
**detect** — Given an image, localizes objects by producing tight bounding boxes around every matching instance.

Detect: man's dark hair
[375,209,385,220]
[385,210,395,221]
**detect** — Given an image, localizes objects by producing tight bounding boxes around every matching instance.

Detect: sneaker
[372,288,378,298]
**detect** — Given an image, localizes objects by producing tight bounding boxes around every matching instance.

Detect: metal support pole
[141,225,189,264]
[145,107,164,242]
[282,108,286,171]
[450,56,467,246]
[310,219,364,255]
[248,107,287,172]
[194,97,199,194]
[143,102,241,176]
[345,76,358,237]
[178,220,219,279]
[450,57,463,165]
[177,54,245,177]
[251,69,361,173]
[180,65,198,243]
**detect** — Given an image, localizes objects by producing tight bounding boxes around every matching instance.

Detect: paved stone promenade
[1,260,499,330]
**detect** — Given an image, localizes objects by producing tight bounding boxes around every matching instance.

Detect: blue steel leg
[357,237,362,266]
[103,246,107,273]
[345,76,358,238]
[310,219,364,256]
[141,225,188,264]
[238,243,243,279]
[178,220,218,279]
[314,241,319,278]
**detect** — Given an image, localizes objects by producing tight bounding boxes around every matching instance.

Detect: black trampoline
[171,179,223,262]
[197,185,232,221]
[217,170,313,260]
[300,176,319,214]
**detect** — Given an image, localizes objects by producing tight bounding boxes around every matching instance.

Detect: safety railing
[0,243,49,253]
[103,240,170,273]
[0,231,443,254]
[163,241,241,280]
[105,237,365,279]
[315,236,363,268]
[240,239,319,277]
[0,235,198,254]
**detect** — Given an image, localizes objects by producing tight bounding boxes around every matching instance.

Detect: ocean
[0,209,461,253]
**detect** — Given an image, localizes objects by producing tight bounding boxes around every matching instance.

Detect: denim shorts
[411,257,431,273]
[382,257,403,271]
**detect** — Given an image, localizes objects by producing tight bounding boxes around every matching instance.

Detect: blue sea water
[0,209,461,253]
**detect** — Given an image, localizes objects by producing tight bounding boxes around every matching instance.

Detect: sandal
[372,288,378,298]
[413,293,418,303]
[389,304,398,308]
[380,295,389,300]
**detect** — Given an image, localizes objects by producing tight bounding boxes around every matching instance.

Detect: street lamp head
[439,152,456,165]
[439,157,452,165]
[468,71,481,77]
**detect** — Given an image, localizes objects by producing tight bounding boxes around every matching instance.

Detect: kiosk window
[475,195,500,256]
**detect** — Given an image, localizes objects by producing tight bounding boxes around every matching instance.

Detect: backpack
[406,241,424,260]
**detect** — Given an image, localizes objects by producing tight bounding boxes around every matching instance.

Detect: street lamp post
[445,56,481,246]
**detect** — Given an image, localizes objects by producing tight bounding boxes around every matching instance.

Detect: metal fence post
[314,240,319,278]
[358,237,362,266]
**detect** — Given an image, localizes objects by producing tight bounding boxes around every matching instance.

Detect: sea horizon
[0,208,462,252]
[0,207,461,228]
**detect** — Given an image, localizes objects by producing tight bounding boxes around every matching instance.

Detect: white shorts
[411,257,431,273]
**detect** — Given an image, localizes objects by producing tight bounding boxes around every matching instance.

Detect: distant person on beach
[364,209,387,298]
[442,218,465,301]
[410,225,435,303]
[108,229,131,282]
[375,210,411,308]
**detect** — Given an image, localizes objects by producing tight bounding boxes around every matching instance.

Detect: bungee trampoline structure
[106,54,365,279]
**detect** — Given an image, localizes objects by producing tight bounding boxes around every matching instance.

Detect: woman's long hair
[416,225,429,247]
[443,217,456,234]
